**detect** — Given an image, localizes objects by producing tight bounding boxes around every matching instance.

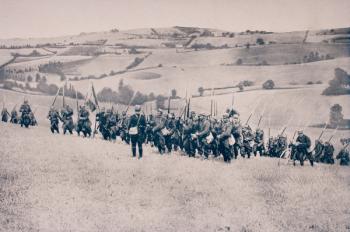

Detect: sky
[0,0,349,39]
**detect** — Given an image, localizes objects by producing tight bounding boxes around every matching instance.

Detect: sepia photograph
[0,0,350,231]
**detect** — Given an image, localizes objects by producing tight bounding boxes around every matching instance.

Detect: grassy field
[0,123,349,232]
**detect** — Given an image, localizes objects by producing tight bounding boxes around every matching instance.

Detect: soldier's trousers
[183,135,196,157]
[219,140,232,163]
[164,135,172,152]
[154,132,166,154]
[130,134,144,158]
[198,138,211,158]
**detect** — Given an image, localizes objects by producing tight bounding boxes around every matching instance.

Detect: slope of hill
[1,123,349,232]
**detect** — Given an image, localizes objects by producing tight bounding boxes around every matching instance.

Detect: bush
[322,68,350,95]
[236,58,243,65]
[241,80,254,87]
[262,80,275,89]
[316,80,323,84]
[3,81,14,90]
[238,83,244,91]
[306,81,314,85]
[47,84,59,95]
[256,38,265,45]
[126,57,144,70]
[198,87,204,96]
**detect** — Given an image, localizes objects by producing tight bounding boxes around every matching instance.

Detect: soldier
[336,147,349,166]
[19,100,32,128]
[118,111,130,144]
[145,114,156,146]
[10,107,18,124]
[294,130,313,166]
[194,113,211,159]
[182,111,197,157]
[47,106,61,134]
[241,125,254,158]
[313,139,324,162]
[106,108,118,140]
[152,109,167,154]
[29,111,37,126]
[96,107,107,136]
[276,135,288,158]
[1,107,10,122]
[61,104,74,134]
[321,141,335,164]
[128,105,146,159]
[217,113,233,163]
[230,114,242,159]
[77,105,91,137]
[253,128,265,156]
[209,117,221,157]
[164,113,180,152]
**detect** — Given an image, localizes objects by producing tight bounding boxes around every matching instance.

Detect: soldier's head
[134,105,141,114]
[157,109,163,117]
[101,107,105,112]
[199,113,206,121]
[297,130,303,136]
[24,99,28,104]
[222,113,229,122]
[122,111,127,116]
[50,106,55,111]
[190,111,196,118]
[170,113,175,119]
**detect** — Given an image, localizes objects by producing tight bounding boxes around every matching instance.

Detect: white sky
[0,0,349,39]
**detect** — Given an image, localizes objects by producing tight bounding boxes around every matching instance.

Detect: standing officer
[128,105,146,159]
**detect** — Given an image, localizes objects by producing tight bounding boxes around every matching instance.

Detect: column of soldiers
[1,100,37,127]
[2,100,349,166]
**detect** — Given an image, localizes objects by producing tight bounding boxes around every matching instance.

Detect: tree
[262,80,275,89]
[27,75,33,82]
[118,79,124,91]
[35,73,41,82]
[171,89,177,99]
[329,104,343,126]
[236,58,243,65]
[198,87,204,96]
[238,83,244,91]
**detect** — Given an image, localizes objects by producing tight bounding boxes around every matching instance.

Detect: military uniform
[294,132,313,166]
[128,106,146,158]
[152,111,167,154]
[1,108,10,122]
[61,105,74,134]
[47,107,61,133]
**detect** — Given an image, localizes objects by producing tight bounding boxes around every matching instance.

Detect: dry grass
[0,123,349,232]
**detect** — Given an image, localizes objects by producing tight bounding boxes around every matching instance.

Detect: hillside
[1,123,350,232]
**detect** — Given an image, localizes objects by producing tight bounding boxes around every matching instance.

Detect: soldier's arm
[197,121,210,137]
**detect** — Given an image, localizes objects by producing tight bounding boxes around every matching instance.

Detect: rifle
[125,92,137,114]
[167,96,171,114]
[245,113,252,125]
[257,115,263,128]
[62,84,65,108]
[280,126,287,136]
[317,122,328,140]
[327,125,339,143]
[75,88,79,120]
[52,87,61,107]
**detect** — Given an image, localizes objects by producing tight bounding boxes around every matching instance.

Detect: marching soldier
[19,100,32,127]
[47,106,61,134]
[182,111,197,157]
[77,105,91,137]
[194,113,211,159]
[313,139,324,162]
[128,105,146,159]
[321,141,335,164]
[1,107,10,122]
[152,109,167,154]
[61,104,74,134]
[294,130,313,166]
[10,107,18,124]
[217,113,233,163]
[336,147,349,166]
[253,128,265,156]
[118,111,130,144]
